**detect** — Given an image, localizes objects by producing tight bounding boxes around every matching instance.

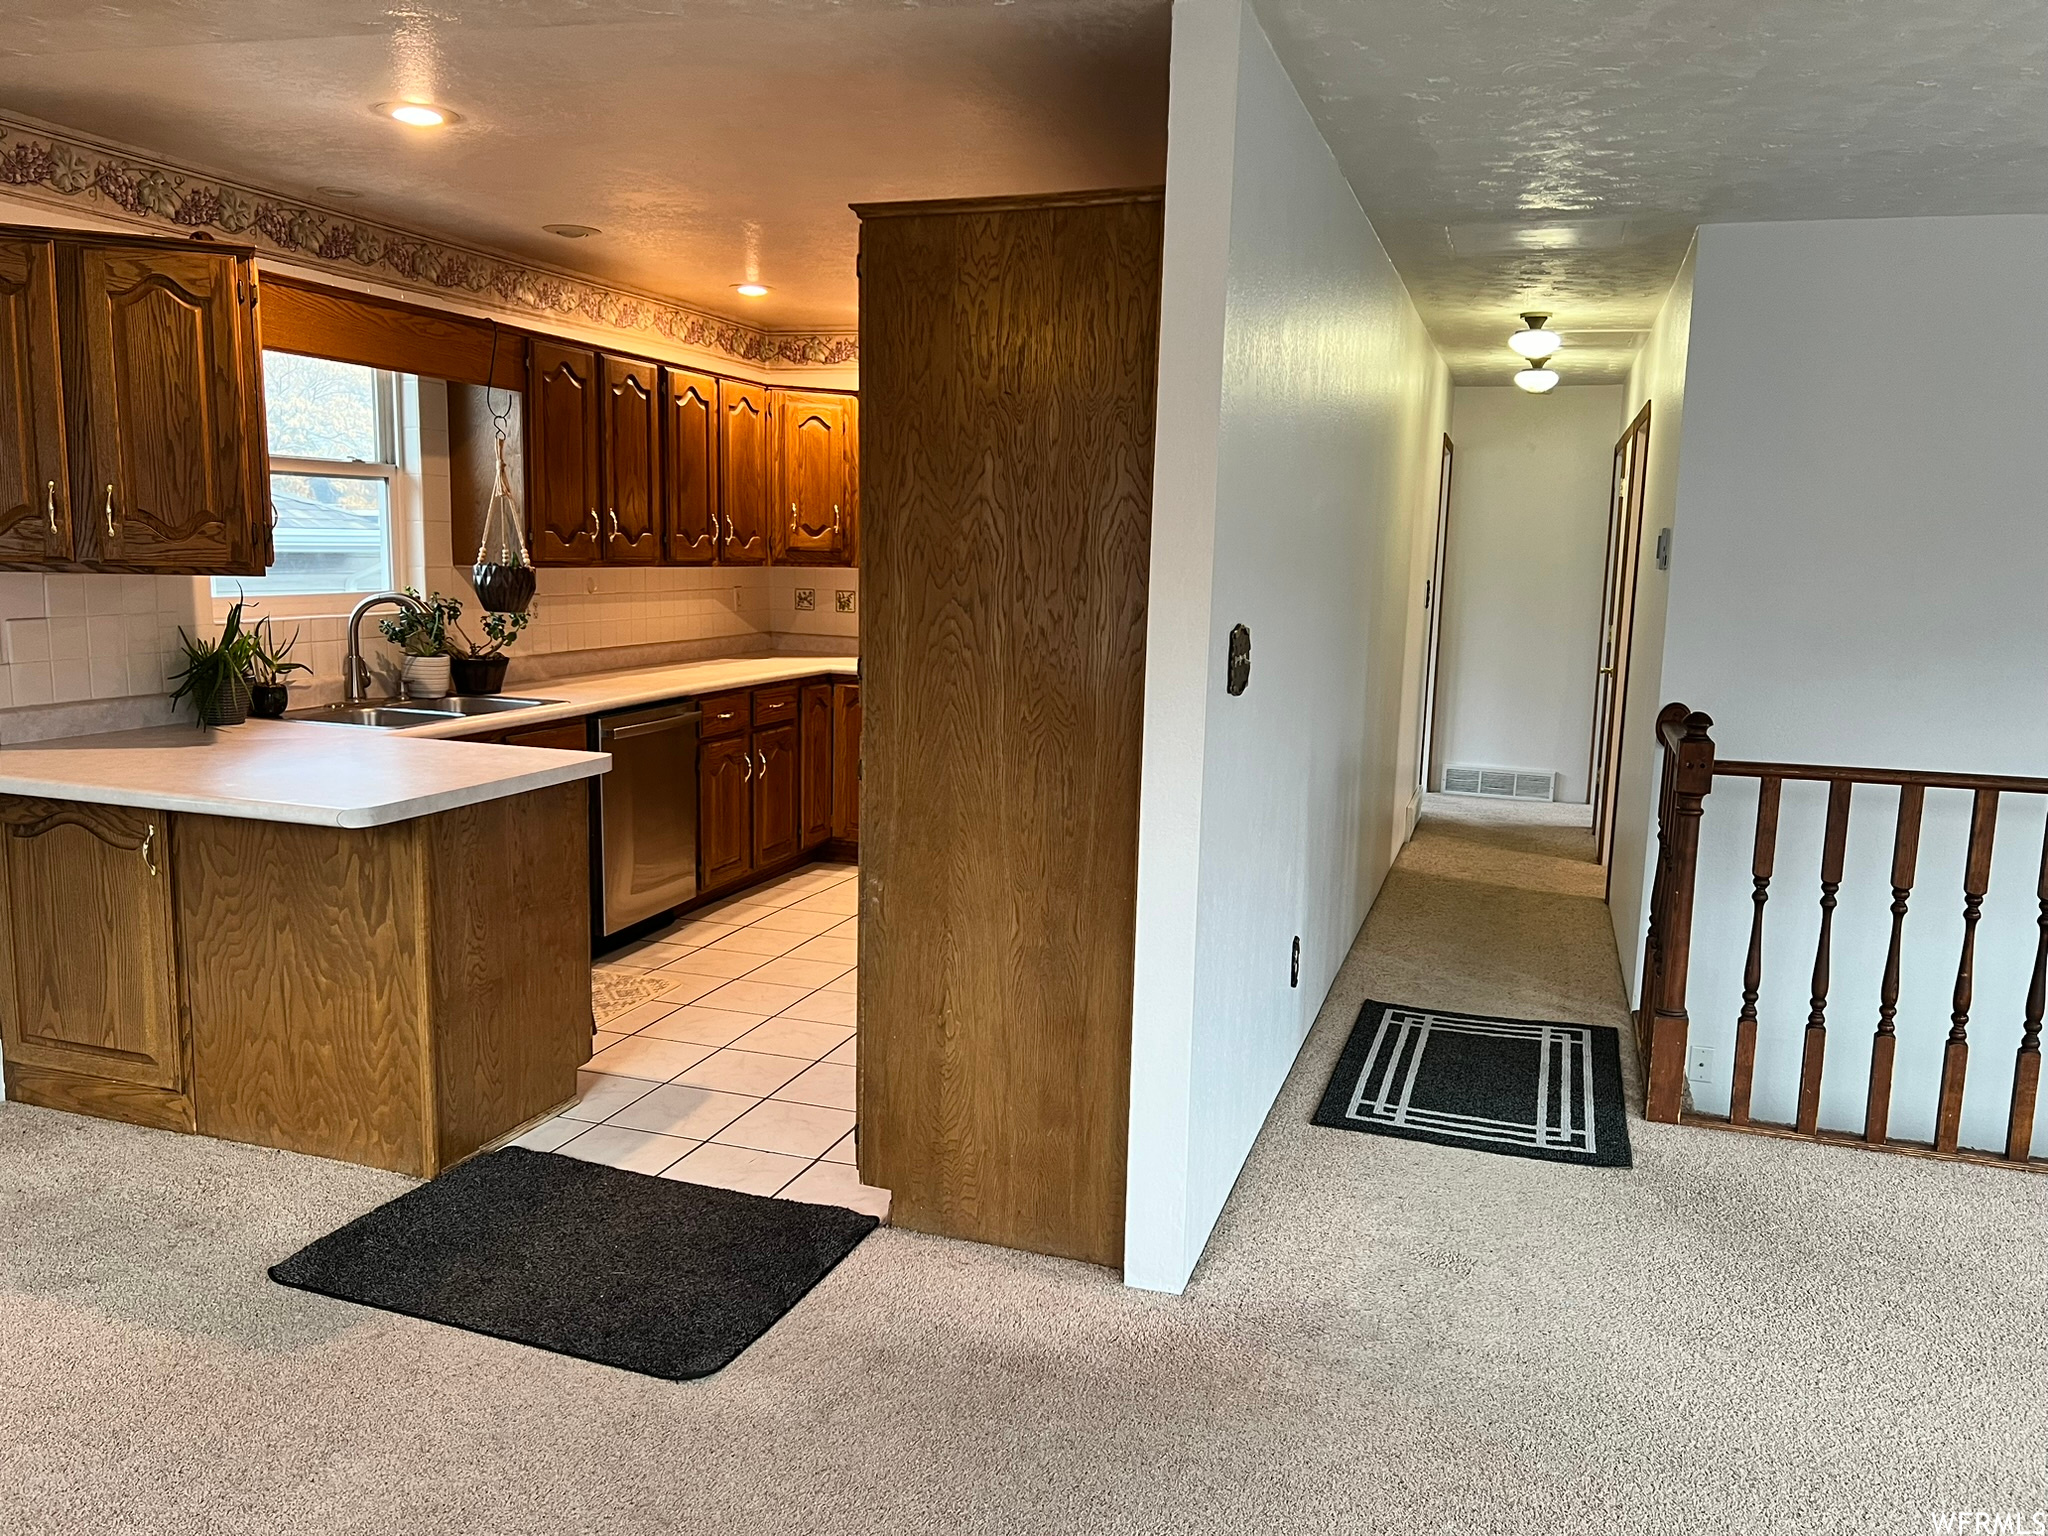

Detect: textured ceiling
[1256,0,2048,382]
[0,0,1170,334]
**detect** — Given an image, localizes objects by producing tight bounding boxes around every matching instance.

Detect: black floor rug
[270,1147,878,1380]
[1313,1000,1632,1167]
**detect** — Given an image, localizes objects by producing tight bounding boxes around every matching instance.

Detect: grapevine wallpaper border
[0,113,858,370]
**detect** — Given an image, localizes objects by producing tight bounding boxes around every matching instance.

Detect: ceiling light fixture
[734,283,769,298]
[542,224,601,239]
[1509,312,1562,359]
[1514,365,1561,394]
[374,101,458,128]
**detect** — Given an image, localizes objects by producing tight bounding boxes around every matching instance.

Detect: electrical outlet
[1686,1043,1714,1084]
[1290,936,1301,988]
[794,587,816,611]
[583,574,598,594]
[835,589,857,614]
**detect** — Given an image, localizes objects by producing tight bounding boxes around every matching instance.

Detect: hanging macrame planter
[471,430,535,614]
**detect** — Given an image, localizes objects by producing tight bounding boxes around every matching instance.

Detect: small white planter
[401,655,451,699]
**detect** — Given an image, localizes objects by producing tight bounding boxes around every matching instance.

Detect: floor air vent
[1442,766,1557,802]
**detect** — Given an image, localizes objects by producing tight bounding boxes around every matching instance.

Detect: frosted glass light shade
[1514,366,1560,394]
[1509,326,1561,358]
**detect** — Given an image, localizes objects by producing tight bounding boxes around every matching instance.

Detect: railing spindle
[1937,789,2000,1153]
[1865,784,1924,1143]
[1730,776,1781,1125]
[1797,780,1853,1134]
[2005,815,2048,1162]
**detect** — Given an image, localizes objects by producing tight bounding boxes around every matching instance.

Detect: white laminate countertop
[385,653,859,740]
[0,721,609,829]
[0,654,855,828]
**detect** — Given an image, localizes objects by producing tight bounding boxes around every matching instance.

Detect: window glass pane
[263,352,383,462]
[212,474,391,598]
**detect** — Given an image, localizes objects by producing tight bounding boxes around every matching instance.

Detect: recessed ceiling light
[317,186,364,200]
[733,282,769,298]
[374,101,458,128]
[1514,365,1561,394]
[1509,312,1562,360]
[543,224,601,239]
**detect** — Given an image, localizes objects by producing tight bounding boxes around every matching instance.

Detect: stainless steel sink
[405,695,564,716]
[289,696,564,729]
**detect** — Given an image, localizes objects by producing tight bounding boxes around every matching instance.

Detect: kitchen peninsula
[0,723,606,1177]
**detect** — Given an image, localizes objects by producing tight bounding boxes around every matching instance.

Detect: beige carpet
[4,794,2045,1535]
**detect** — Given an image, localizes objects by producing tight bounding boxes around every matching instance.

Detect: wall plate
[795,587,816,611]
[835,589,857,614]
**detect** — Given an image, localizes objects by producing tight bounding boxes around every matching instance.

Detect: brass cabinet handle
[44,480,56,536]
[742,751,753,782]
[103,483,117,539]
[140,822,157,878]
[832,502,843,536]
[756,750,767,776]
[586,508,600,543]
[607,509,622,541]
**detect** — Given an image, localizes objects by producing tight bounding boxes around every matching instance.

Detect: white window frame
[215,362,420,621]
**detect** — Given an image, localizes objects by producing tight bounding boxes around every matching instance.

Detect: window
[213,353,407,603]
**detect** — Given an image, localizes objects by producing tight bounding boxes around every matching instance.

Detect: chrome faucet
[344,591,429,705]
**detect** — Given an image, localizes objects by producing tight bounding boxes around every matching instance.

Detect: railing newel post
[1641,704,1714,1124]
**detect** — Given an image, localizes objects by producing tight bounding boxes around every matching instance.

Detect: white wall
[1608,242,1695,990]
[1633,215,2048,1153]
[1125,0,1450,1294]
[1434,385,1619,803]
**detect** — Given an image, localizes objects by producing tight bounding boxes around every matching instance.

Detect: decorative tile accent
[0,111,856,370]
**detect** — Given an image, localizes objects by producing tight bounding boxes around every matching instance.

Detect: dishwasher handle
[603,709,702,742]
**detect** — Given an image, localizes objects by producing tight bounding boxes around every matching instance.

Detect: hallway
[3,798,2045,1534]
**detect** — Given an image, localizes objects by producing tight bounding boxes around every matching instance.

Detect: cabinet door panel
[717,380,771,565]
[700,734,754,892]
[663,368,718,564]
[76,246,258,570]
[801,682,833,849]
[529,340,601,565]
[832,683,861,843]
[601,355,660,563]
[0,798,180,1091]
[774,391,852,565]
[753,723,800,867]
[0,239,68,563]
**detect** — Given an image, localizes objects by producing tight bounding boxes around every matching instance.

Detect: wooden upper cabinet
[0,797,185,1111]
[718,379,771,565]
[528,340,601,565]
[663,368,718,565]
[773,390,855,565]
[599,355,660,564]
[72,243,263,572]
[0,239,69,564]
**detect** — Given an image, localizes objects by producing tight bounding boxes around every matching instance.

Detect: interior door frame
[1416,434,1455,799]
[1591,401,1653,870]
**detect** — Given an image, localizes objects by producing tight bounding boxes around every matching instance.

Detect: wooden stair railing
[1638,704,2048,1171]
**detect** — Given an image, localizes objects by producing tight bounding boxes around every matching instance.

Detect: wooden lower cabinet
[833,682,861,842]
[753,722,801,866]
[800,683,834,848]
[0,798,187,1128]
[699,734,754,892]
[0,785,592,1176]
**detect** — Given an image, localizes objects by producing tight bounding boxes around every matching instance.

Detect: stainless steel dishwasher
[596,700,701,937]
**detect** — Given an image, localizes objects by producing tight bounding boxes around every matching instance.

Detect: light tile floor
[510,861,890,1220]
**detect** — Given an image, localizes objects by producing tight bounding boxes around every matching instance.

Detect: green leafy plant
[247,616,309,687]
[452,609,532,658]
[376,588,463,657]
[169,598,259,726]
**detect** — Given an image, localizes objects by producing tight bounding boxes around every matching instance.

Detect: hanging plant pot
[450,654,510,696]
[201,674,252,728]
[248,682,290,719]
[472,561,536,615]
[401,655,452,699]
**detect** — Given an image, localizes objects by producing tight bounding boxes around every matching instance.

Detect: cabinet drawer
[753,685,798,726]
[700,692,749,738]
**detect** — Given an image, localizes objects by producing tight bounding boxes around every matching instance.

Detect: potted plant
[169,599,258,728]
[376,588,462,699]
[246,616,308,719]
[449,609,532,695]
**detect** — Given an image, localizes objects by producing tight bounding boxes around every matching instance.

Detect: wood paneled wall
[852,189,1163,1268]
